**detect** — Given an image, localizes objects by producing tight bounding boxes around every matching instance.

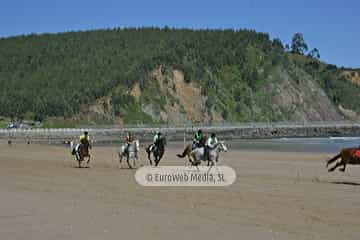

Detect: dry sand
[0,143,359,240]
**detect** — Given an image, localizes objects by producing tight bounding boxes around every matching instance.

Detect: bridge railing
[1,121,360,145]
[1,121,360,132]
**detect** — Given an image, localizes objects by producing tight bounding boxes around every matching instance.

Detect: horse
[177,136,208,165]
[118,140,140,169]
[146,137,167,166]
[189,141,228,167]
[71,141,91,168]
[326,147,360,172]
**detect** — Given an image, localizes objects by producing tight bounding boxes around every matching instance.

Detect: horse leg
[132,157,136,169]
[133,154,137,169]
[328,161,343,172]
[188,154,195,166]
[148,154,153,166]
[155,153,162,167]
[158,151,165,166]
[340,163,346,172]
[86,155,90,165]
[207,160,214,173]
[118,153,123,168]
[326,153,341,167]
[155,156,159,167]
[146,148,153,166]
[127,155,132,169]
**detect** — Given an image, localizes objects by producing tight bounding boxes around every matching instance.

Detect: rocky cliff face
[83,66,346,124]
[268,67,343,122]
[137,68,224,124]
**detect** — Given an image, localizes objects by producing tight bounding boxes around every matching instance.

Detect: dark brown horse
[71,141,91,168]
[326,147,360,172]
[146,137,166,166]
[177,136,207,165]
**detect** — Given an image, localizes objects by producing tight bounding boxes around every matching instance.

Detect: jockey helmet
[84,131,88,135]
[211,133,216,138]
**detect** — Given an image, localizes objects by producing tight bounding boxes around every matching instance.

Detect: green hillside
[0,27,359,125]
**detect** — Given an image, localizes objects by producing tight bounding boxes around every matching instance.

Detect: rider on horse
[125,132,133,143]
[150,131,163,152]
[79,131,91,150]
[193,129,204,149]
[80,131,90,145]
[72,131,91,158]
[125,132,136,155]
[146,131,166,166]
[205,133,218,161]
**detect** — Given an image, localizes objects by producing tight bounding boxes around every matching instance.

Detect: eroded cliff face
[82,66,350,125]
[124,66,344,124]
[139,67,223,124]
[268,67,344,122]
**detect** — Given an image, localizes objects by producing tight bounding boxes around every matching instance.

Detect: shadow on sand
[74,166,91,169]
[330,181,360,186]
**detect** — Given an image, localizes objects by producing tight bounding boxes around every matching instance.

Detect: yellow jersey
[79,134,90,144]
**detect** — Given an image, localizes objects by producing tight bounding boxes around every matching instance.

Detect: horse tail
[326,153,341,167]
[70,141,77,155]
[177,145,190,158]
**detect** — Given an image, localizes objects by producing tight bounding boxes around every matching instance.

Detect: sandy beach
[0,143,359,240]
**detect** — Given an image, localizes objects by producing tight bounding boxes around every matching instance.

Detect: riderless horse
[326,147,360,172]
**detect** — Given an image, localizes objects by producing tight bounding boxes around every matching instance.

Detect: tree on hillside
[285,44,290,52]
[272,38,284,50]
[291,33,308,55]
[308,48,320,59]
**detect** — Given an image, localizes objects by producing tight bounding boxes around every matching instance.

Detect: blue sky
[1,0,359,68]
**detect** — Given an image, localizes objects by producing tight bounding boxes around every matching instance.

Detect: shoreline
[2,123,360,144]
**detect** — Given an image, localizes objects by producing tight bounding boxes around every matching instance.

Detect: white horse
[190,141,228,167]
[118,140,140,169]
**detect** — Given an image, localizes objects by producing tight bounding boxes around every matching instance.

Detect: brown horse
[177,136,207,165]
[326,147,360,172]
[71,141,91,168]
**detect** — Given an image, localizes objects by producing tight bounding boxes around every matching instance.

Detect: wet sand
[0,143,360,240]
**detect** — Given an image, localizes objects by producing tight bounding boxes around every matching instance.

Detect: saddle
[191,143,197,150]
[149,144,157,152]
[79,143,90,156]
[192,142,203,150]
[354,149,360,158]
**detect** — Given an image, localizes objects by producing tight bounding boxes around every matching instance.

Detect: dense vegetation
[0,27,359,124]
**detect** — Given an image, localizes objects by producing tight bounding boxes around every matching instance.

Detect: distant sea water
[56,136,360,154]
[224,137,360,153]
